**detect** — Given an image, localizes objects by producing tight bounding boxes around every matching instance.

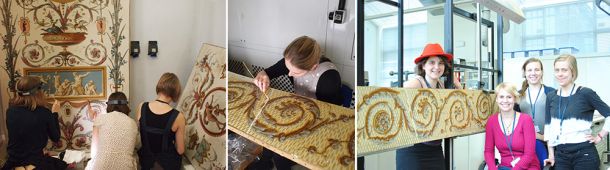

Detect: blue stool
[535,139,548,170]
[340,84,353,108]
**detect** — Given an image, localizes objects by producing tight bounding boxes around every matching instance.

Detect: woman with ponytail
[515,58,555,168]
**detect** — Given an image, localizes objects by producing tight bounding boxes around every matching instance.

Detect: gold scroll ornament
[228,72,355,170]
[356,86,498,156]
[177,44,227,169]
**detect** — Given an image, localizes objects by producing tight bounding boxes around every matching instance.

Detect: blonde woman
[252,36,343,169]
[484,83,539,170]
[253,36,343,105]
[543,55,610,170]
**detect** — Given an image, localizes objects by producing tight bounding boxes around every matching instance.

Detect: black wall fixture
[130,41,140,58]
[328,0,347,24]
[148,41,158,57]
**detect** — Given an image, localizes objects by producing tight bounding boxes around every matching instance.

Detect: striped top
[544,86,610,147]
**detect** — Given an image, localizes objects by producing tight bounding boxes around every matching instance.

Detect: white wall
[228,0,355,88]
[129,0,226,114]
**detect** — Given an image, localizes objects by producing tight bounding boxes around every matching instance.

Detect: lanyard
[557,84,576,140]
[500,112,517,159]
[527,85,543,120]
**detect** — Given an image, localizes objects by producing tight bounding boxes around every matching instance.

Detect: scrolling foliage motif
[356,86,498,156]
[228,72,355,169]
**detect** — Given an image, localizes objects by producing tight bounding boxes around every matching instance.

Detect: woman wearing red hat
[396,43,461,170]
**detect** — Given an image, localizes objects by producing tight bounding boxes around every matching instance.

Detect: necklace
[155,99,170,105]
[501,114,514,134]
[500,111,517,159]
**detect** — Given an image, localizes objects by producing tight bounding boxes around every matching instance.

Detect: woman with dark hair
[137,72,186,170]
[2,76,67,170]
[396,43,461,170]
[85,92,138,170]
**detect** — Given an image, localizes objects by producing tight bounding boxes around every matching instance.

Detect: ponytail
[519,80,528,98]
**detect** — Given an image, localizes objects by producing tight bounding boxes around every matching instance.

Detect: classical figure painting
[23,66,107,100]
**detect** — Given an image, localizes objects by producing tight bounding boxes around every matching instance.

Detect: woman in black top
[136,73,186,170]
[2,76,67,170]
[542,55,610,170]
[397,43,461,170]
[253,36,343,105]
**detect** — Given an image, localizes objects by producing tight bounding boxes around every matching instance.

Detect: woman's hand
[253,70,270,92]
[543,158,555,167]
[453,72,463,89]
[87,101,98,120]
[536,133,545,141]
[51,100,61,113]
[586,134,603,144]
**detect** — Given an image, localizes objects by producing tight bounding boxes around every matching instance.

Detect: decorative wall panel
[228,72,355,170]
[356,86,498,156]
[177,44,226,169]
[0,0,130,158]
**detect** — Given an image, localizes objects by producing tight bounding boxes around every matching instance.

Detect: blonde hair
[519,58,544,97]
[10,76,47,110]
[156,72,182,102]
[496,82,520,102]
[554,54,578,81]
[283,36,321,70]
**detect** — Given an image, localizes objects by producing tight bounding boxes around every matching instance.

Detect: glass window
[506,0,610,55]
[598,33,610,53]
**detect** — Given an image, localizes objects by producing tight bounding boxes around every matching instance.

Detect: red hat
[414,43,453,64]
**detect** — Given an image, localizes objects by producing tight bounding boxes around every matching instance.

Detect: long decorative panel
[356,86,498,156]
[228,72,355,170]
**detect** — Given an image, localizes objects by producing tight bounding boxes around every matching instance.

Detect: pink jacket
[484,113,539,170]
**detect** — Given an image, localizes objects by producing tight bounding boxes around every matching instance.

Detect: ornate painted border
[178,43,227,169]
[228,72,355,170]
[356,86,498,156]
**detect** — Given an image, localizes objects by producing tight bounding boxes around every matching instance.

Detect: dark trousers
[553,142,599,170]
[395,143,445,170]
[1,155,67,170]
[138,149,182,170]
